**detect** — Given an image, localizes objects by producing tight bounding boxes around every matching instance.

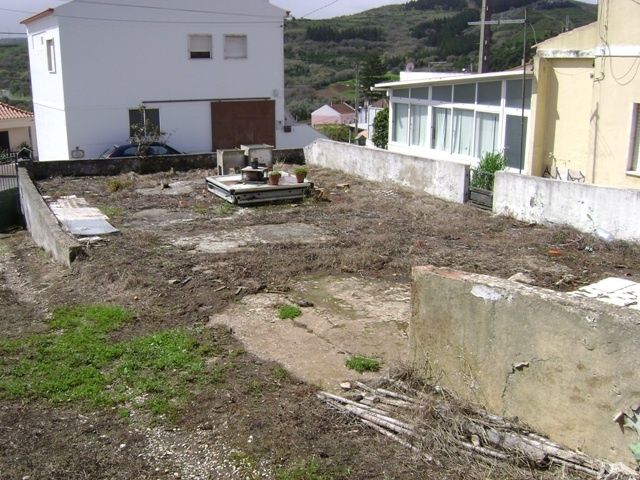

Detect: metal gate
[0,152,20,232]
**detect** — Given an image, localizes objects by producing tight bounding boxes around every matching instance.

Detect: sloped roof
[331,103,355,115]
[0,102,33,120]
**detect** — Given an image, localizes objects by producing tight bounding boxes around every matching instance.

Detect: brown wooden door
[211,100,276,150]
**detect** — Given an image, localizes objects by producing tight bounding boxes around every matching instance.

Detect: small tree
[129,104,164,157]
[372,107,389,149]
[361,53,388,101]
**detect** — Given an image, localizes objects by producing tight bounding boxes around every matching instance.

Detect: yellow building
[530,0,640,188]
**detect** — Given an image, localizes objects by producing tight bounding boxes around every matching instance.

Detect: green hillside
[285,0,597,119]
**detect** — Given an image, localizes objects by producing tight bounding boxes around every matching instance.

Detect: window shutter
[224,35,247,59]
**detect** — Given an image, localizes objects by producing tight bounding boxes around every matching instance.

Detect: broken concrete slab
[49,196,118,236]
[173,223,332,254]
[208,276,410,391]
[136,180,200,196]
[127,208,195,229]
[570,277,640,310]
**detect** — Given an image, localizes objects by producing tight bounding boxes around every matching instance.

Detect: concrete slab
[136,180,200,196]
[208,276,410,391]
[127,208,195,229]
[172,223,331,254]
[49,196,118,236]
[570,277,640,308]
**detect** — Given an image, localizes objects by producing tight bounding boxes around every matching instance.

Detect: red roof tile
[0,102,33,121]
[331,103,355,115]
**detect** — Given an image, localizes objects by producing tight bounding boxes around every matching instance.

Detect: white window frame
[628,103,640,173]
[224,34,248,59]
[46,38,56,73]
[188,34,212,59]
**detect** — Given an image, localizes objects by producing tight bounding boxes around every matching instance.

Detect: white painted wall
[304,139,470,204]
[494,172,640,242]
[25,0,286,160]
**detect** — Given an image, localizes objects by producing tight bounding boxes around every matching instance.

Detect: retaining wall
[304,140,469,204]
[18,168,82,267]
[410,265,640,465]
[494,172,640,242]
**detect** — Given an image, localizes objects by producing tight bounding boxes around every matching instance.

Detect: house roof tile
[0,102,33,120]
[331,103,355,114]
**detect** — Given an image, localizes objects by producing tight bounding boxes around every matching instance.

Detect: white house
[311,103,356,127]
[375,69,533,171]
[22,0,288,161]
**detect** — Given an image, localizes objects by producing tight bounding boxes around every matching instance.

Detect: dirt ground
[2,165,639,479]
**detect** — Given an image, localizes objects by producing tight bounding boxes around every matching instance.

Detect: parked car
[99,142,181,158]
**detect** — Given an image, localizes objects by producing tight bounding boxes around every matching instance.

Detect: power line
[0,8,36,15]
[0,32,27,35]
[54,14,282,25]
[301,0,340,19]
[74,0,283,19]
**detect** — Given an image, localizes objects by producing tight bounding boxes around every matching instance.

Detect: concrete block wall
[494,172,640,242]
[304,139,470,204]
[410,265,640,465]
[18,168,82,267]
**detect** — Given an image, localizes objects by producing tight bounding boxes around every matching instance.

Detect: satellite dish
[405,62,415,72]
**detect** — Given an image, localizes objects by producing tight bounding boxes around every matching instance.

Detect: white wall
[494,172,640,242]
[26,0,286,159]
[304,139,470,204]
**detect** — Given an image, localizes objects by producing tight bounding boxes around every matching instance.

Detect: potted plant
[293,165,308,183]
[268,169,282,186]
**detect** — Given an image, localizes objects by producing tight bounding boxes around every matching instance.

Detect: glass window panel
[475,112,499,158]
[224,35,247,59]
[452,109,474,156]
[411,105,429,147]
[477,81,501,106]
[393,88,410,98]
[432,107,450,151]
[412,87,429,100]
[189,34,212,59]
[504,114,528,169]
[454,83,475,104]
[392,103,409,144]
[506,79,532,109]
[432,85,452,102]
[632,105,640,171]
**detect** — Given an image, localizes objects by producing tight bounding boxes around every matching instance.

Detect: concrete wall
[304,139,469,204]
[410,265,640,465]
[18,168,82,267]
[494,171,640,242]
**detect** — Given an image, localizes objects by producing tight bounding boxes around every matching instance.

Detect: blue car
[100,142,181,158]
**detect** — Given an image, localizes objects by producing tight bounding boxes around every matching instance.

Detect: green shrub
[471,151,505,191]
[345,355,381,373]
[372,107,389,149]
[277,304,302,320]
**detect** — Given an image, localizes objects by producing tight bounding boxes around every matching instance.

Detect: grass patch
[272,366,288,381]
[276,457,334,480]
[277,304,302,320]
[215,202,235,215]
[345,355,381,373]
[99,205,124,218]
[105,178,132,193]
[0,305,217,417]
[193,203,209,215]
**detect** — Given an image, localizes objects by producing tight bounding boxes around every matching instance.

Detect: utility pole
[354,62,359,142]
[477,0,492,73]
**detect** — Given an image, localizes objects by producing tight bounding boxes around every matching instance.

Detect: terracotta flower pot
[268,174,281,186]
[295,172,306,183]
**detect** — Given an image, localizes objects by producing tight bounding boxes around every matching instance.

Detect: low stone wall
[18,168,82,267]
[410,265,640,465]
[23,153,218,180]
[24,148,305,180]
[304,139,469,204]
[494,172,640,242]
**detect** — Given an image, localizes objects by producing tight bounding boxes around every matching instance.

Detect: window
[631,104,640,171]
[432,107,450,151]
[506,79,532,109]
[46,38,56,73]
[224,35,247,59]
[129,108,160,138]
[452,109,474,156]
[411,105,428,147]
[393,88,410,98]
[475,112,499,158]
[454,83,475,104]
[412,88,429,100]
[392,103,409,144]
[477,82,501,106]
[432,85,452,102]
[505,115,528,169]
[189,34,212,59]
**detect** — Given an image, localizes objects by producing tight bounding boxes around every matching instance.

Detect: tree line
[306,25,385,42]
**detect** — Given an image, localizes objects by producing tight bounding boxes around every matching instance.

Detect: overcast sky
[1,0,598,35]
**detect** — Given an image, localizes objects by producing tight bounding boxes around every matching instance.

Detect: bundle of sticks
[317,380,638,480]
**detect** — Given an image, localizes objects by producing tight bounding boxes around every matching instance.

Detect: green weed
[215,202,235,215]
[345,355,381,373]
[105,178,132,193]
[272,366,288,381]
[0,305,214,417]
[99,205,124,218]
[276,457,333,480]
[277,305,302,320]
